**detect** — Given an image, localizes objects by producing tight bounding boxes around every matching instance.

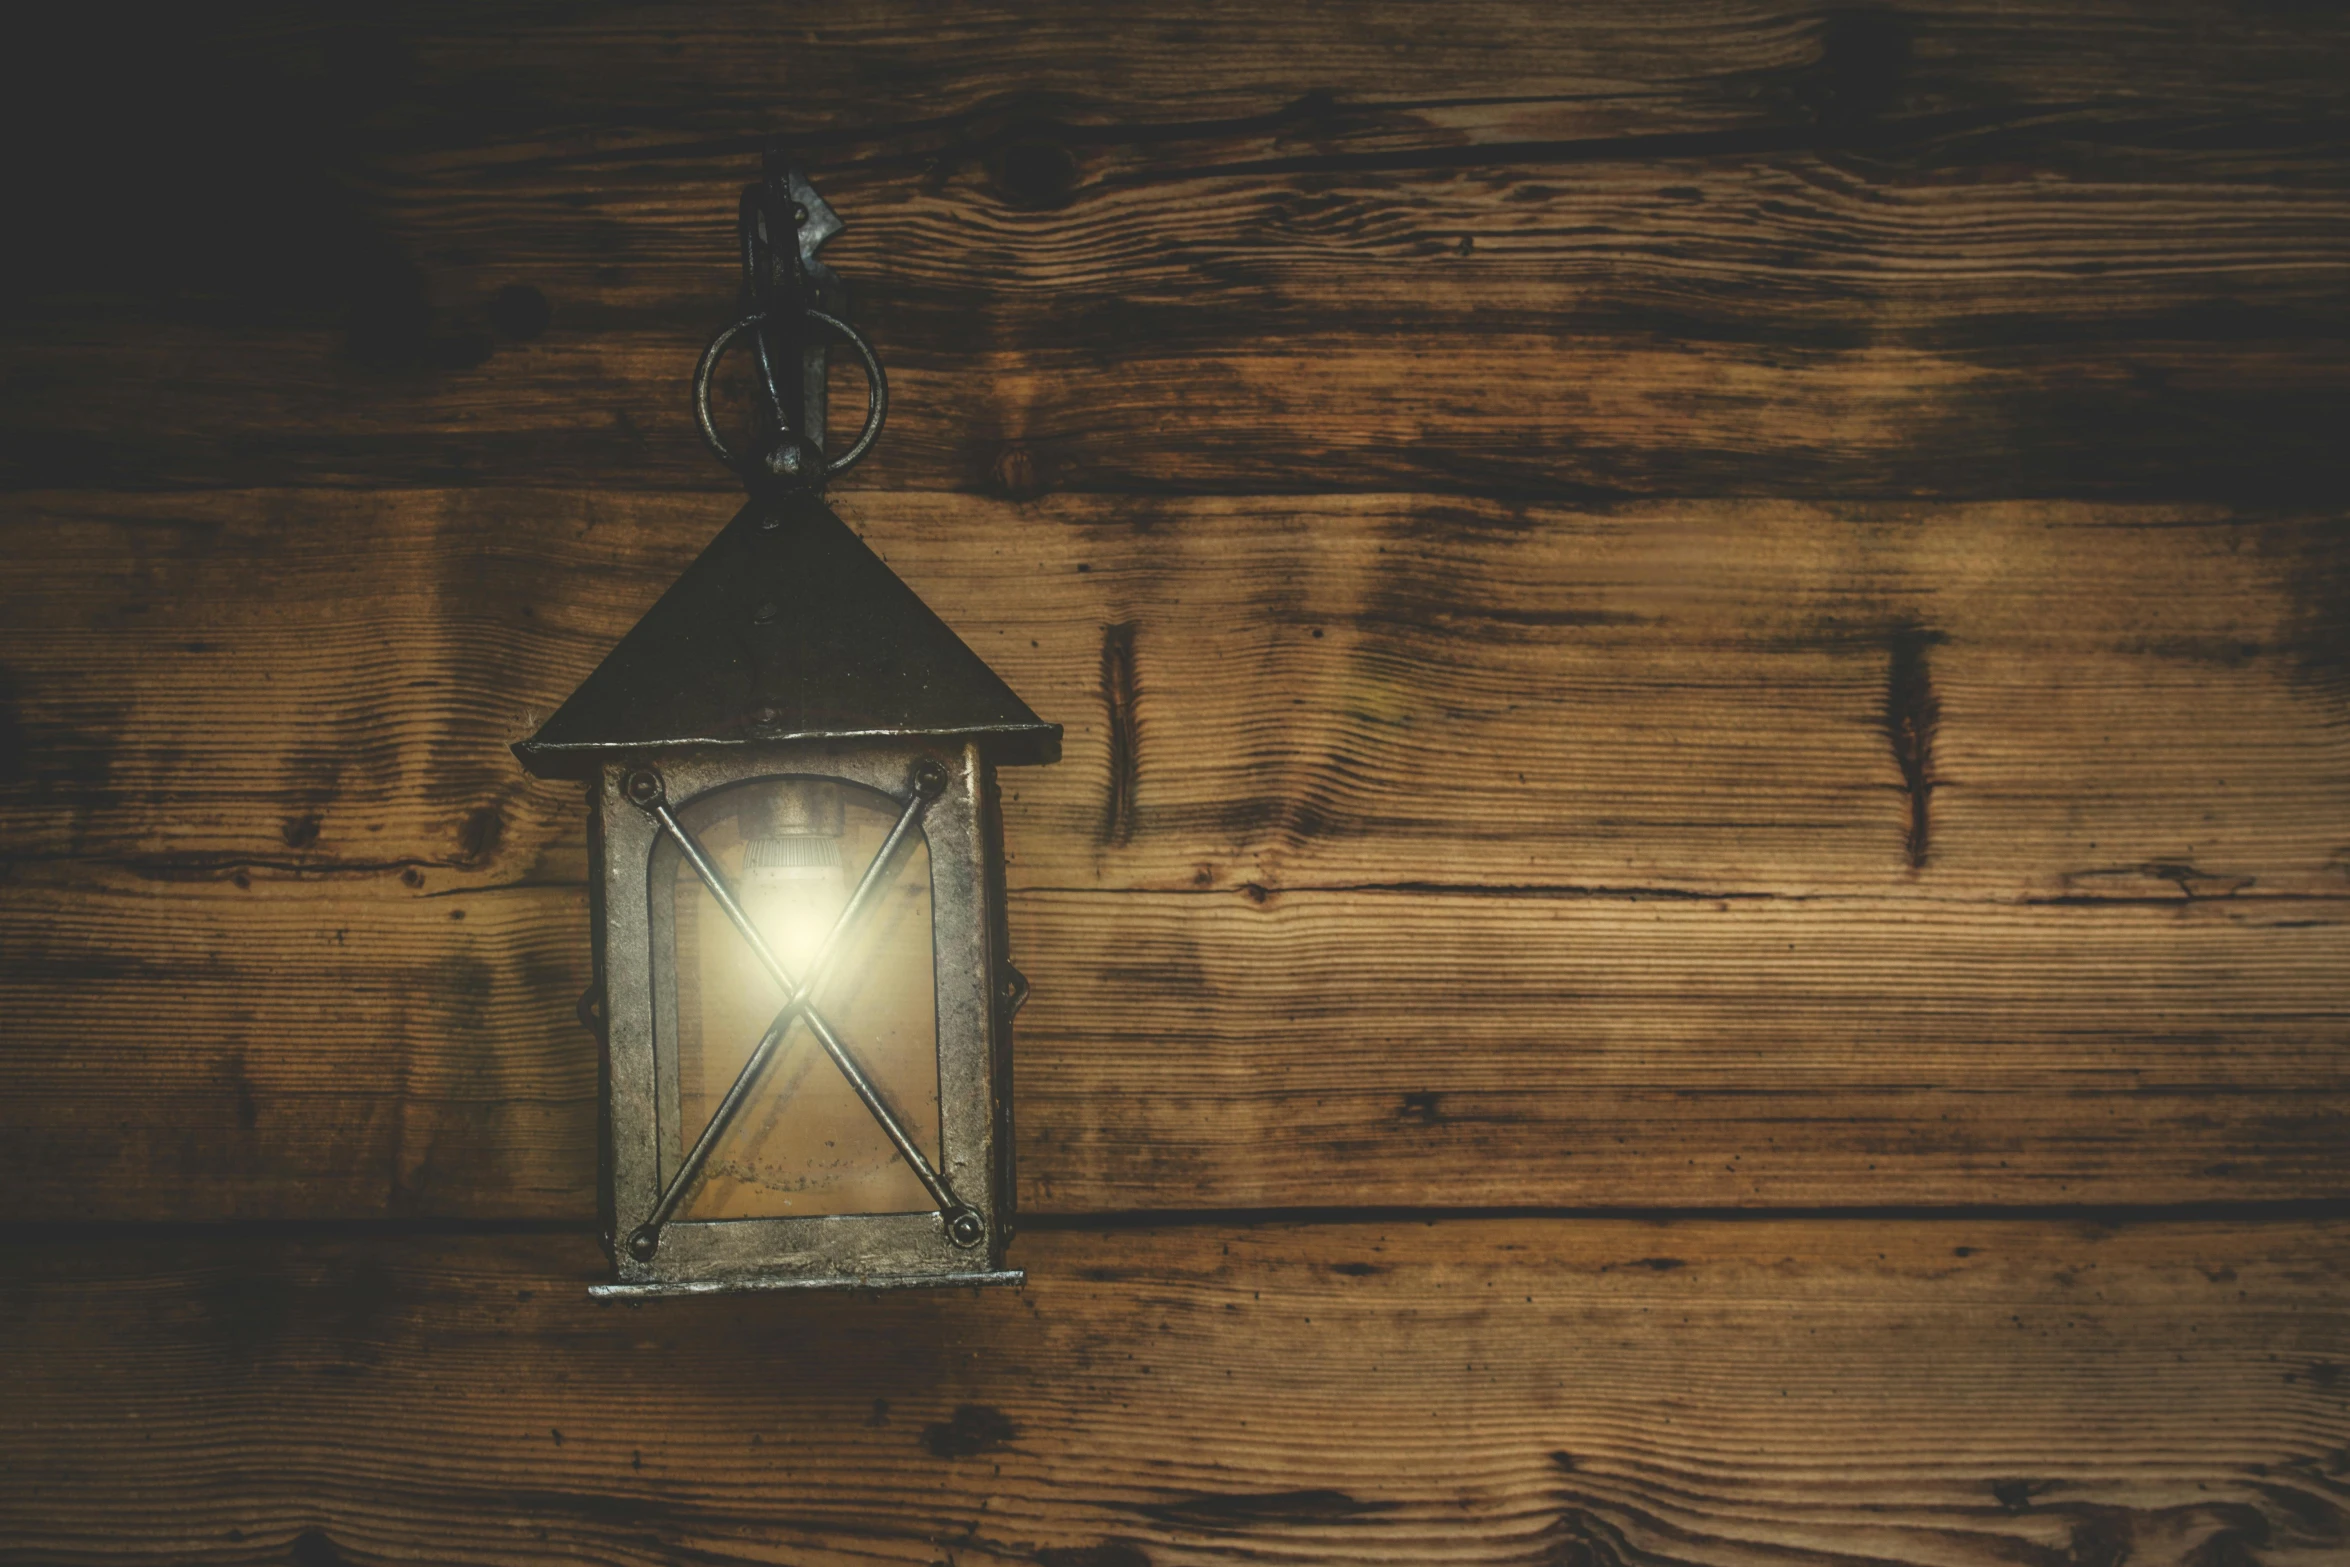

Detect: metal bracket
[781,165,845,452]
[698,149,886,489]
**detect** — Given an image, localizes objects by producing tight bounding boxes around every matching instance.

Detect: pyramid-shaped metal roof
[514,490,1059,776]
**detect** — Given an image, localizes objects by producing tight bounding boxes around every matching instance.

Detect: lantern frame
[592,741,1020,1296]
[514,154,1057,1296]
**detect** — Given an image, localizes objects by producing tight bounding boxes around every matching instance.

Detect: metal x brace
[625,765,971,1261]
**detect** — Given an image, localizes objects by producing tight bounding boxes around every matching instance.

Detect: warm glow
[665,776,941,1219]
[737,830,847,984]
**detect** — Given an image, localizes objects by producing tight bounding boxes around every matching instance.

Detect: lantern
[515,156,1058,1296]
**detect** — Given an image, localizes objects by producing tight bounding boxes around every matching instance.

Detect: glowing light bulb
[727,781,849,1000]
[740,829,846,979]
[670,775,943,1223]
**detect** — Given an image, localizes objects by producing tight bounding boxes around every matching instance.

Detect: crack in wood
[1018,1197,2350,1233]
[1137,1489,1395,1529]
[1166,101,2089,185]
[1100,620,1140,849]
[1883,624,1942,871]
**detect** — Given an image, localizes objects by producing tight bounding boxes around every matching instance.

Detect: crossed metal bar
[625,766,968,1260]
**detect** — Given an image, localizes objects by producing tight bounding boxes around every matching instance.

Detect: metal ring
[692,308,888,479]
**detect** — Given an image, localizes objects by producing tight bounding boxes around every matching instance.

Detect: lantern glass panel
[649,775,940,1220]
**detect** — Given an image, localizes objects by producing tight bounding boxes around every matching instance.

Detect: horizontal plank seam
[481,85,1651,172]
[10,1198,2350,1246]
[15,476,2350,506]
[21,867,2348,908]
[1020,883,2350,906]
[524,99,2116,180]
[1025,1198,2350,1231]
[1159,103,2117,182]
[10,486,2337,509]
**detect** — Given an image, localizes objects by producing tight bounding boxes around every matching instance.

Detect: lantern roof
[513,491,1060,776]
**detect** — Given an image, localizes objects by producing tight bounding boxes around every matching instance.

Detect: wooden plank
[4,489,2344,903]
[1016,887,2350,1211]
[6,486,2343,1217]
[6,6,2348,496]
[5,868,2345,1219]
[220,1,2350,140]
[0,872,592,1222]
[4,486,2343,1218]
[11,151,2347,499]
[2,1219,2346,1565]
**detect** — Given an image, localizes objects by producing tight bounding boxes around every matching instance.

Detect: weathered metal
[693,306,887,481]
[510,488,1058,771]
[514,151,1059,1296]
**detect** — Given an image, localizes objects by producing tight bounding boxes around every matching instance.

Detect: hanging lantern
[515,155,1058,1296]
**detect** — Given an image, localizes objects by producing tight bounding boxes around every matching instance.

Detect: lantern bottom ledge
[588,1269,1026,1300]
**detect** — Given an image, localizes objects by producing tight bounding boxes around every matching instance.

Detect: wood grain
[6,864,2345,1219]
[5,5,2347,1556]
[5,4,2347,497]
[5,489,2345,903]
[230,0,2350,138]
[3,1219,2346,1566]
[6,486,2342,1218]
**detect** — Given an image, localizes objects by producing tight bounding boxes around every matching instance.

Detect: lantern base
[589,1268,1024,1300]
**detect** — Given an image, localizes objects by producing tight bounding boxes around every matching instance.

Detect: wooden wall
[3,4,2348,1563]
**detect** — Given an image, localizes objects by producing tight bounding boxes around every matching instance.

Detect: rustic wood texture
[5,3,2348,498]
[9,869,2347,1219]
[3,489,2345,1217]
[4,3,2349,1554]
[6,488,2345,898]
[4,1219,2347,1567]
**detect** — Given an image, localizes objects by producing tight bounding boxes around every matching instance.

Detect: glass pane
[650,776,938,1218]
